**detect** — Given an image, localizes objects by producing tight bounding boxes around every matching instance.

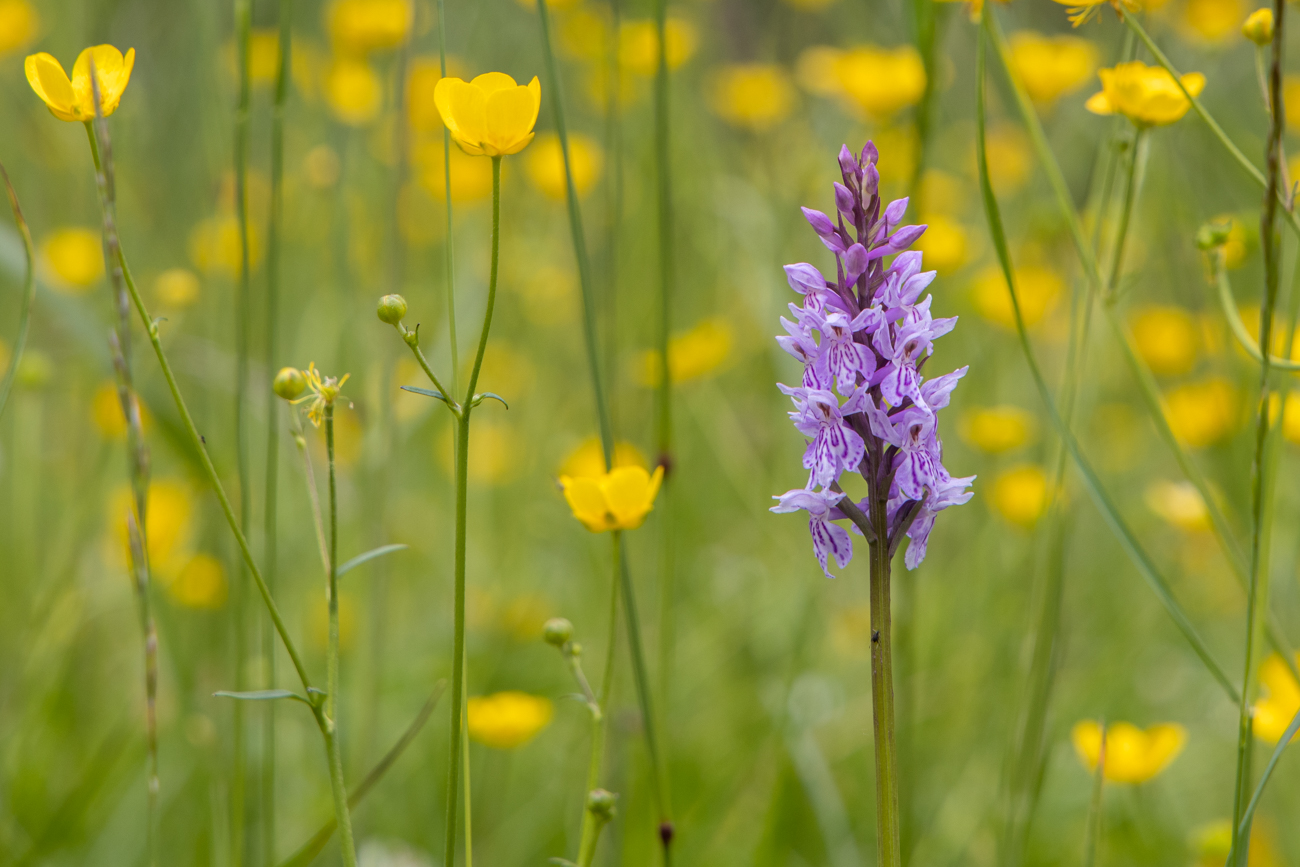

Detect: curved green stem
[437,0,458,390]
[1215,254,1300,370]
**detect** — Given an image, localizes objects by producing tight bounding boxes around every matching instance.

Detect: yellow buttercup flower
[155,268,201,309]
[990,464,1050,528]
[525,133,604,200]
[467,692,554,749]
[1072,720,1187,783]
[914,215,970,274]
[971,264,1063,330]
[1164,377,1239,448]
[326,0,411,55]
[25,45,135,122]
[834,45,926,120]
[324,57,382,126]
[560,465,665,532]
[708,64,796,131]
[294,363,349,428]
[40,228,103,292]
[1252,653,1300,744]
[108,479,194,579]
[170,554,228,610]
[1145,480,1211,532]
[1130,305,1199,376]
[91,380,151,440]
[559,437,649,480]
[619,18,698,77]
[641,318,733,386]
[1085,61,1205,127]
[0,0,39,56]
[1242,8,1274,45]
[1008,31,1099,107]
[434,72,541,157]
[959,406,1036,454]
[1183,0,1247,43]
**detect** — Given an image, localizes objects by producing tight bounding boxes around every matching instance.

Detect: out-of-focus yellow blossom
[305,144,343,189]
[1072,720,1187,783]
[971,264,1063,330]
[1130,305,1199,376]
[1285,76,1300,134]
[1145,480,1211,532]
[326,0,411,55]
[795,46,845,97]
[189,215,262,276]
[560,437,648,480]
[225,30,281,86]
[558,8,611,61]
[324,57,382,126]
[438,421,517,484]
[109,480,194,578]
[310,592,357,650]
[1252,653,1300,744]
[154,268,200,309]
[417,140,496,202]
[1282,393,1300,444]
[981,124,1033,195]
[40,228,103,292]
[170,554,228,609]
[1163,377,1239,448]
[584,62,640,111]
[834,45,926,120]
[1212,213,1251,268]
[91,380,151,439]
[1008,32,1099,107]
[641,318,733,386]
[917,170,964,216]
[434,72,541,157]
[25,45,135,122]
[619,18,698,77]
[467,692,554,749]
[1195,820,1283,867]
[708,64,796,131]
[1086,61,1205,127]
[990,464,1050,528]
[525,133,604,200]
[874,126,917,185]
[0,0,38,56]
[1237,303,1300,362]
[959,406,1036,453]
[560,465,665,532]
[1242,8,1274,45]
[915,215,970,274]
[1183,0,1247,42]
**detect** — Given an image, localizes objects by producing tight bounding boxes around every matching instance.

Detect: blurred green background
[2,0,1300,864]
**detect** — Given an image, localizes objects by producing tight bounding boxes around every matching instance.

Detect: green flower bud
[586,788,617,821]
[377,294,408,325]
[273,366,307,400]
[1196,221,1232,251]
[543,617,573,647]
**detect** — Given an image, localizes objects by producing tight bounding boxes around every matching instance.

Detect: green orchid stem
[866,448,901,867]
[323,406,359,867]
[444,154,502,867]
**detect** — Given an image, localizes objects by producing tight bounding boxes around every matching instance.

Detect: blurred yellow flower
[0,0,38,56]
[525,133,604,200]
[1072,720,1187,783]
[559,437,649,479]
[438,420,517,484]
[971,264,1063,330]
[1252,653,1300,744]
[109,479,194,578]
[40,228,103,292]
[467,692,553,749]
[981,124,1033,195]
[558,8,612,61]
[1130,305,1198,376]
[154,268,200,309]
[225,30,281,86]
[1237,303,1300,362]
[560,465,665,532]
[874,126,918,186]
[324,57,383,126]
[959,405,1036,453]
[435,72,541,157]
[170,554,228,609]
[1195,820,1283,867]
[584,62,640,111]
[1008,31,1099,107]
[91,380,151,439]
[1145,480,1211,532]
[708,64,796,131]
[416,139,496,202]
[917,170,964,217]
[1282,393,1300,444]
[1241,8,1274,45]
[25,45,135,122]
[619,19,698,77]
[1163,377,1239,448]
[642,318,733,386]
[326,0,411,55]
[990,464,1050,528]
[1183,0,1247,42]
[914,215,969,274]
[834,45,926,120]
[795,46,844,97]
[189,215,262,276]
[1086,61,1205,127]
[1214,213,1251,268]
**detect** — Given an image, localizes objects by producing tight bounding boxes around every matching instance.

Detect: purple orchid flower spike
[779,384,867,488]
[771,487,853,579]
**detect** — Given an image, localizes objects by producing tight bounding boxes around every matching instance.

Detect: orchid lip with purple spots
[769,141,974,576]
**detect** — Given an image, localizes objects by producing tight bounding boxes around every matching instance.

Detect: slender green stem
[866,446,901,867]
[1106,129,1144,297]
[462,664,473,867]
[907,0,940,198]
[575,533,620,864]
[0,165,35,422]
[1082,722,1106,867]
[1215,255,1300,370]
[437,0,458,390]
[1232,706,1300,864]
[652,0,672,463]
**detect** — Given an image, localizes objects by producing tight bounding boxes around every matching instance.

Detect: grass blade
[336,544,410,578]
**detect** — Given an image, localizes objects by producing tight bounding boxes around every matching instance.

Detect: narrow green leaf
[400,385,448,402]
[214,689,310,705]
[337,543,410,578]
[473,391,509,409]
[1233,706,1300,861]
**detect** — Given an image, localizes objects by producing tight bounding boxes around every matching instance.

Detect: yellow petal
[72,45,130,118]
[1180,71,1206,99]
[1140,723,1187,780]
[436,77,488,152]
[485,81,540,154]
[603,465,661,529]
[560,475,611,532]
[1084,90,1113,115]
[25,53,78,121]
[1072,719,1103,770]
[471,71,520,94]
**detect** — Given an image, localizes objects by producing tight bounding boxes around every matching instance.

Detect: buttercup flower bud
[1242,8,1273,45]
[377,293,407,325]
[1196,221,1232,251]
[273,367,307,400]
[586,788,617,820]
[542,617,573,647]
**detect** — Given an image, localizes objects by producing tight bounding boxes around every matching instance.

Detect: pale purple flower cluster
[771,142,974,577]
